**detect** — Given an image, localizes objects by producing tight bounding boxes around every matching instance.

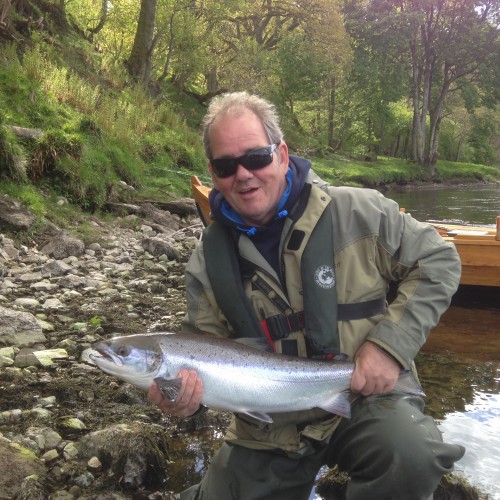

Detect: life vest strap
[260,296,387,342]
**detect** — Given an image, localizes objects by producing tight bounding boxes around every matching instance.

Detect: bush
[0,125,27,181]
[29,129,82,179]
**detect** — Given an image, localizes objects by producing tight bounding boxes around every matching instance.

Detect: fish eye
[117,345,130,357]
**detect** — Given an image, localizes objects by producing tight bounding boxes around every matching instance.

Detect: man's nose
[234,164,253,178]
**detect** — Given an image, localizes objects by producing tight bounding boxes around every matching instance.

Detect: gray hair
[201,91,284,159]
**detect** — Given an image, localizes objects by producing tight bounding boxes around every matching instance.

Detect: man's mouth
[239,186,259,194]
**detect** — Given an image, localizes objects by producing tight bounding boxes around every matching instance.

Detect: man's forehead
[210,109,267,144]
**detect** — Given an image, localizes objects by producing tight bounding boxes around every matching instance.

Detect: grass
[311,156,499,188]
[0,39,207,214]
[434,160,499,183]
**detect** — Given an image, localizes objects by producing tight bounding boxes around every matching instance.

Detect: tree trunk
[157,13,175,83]
[1,0,12,25]
[427,70,450,175]
[126,0,157,86]
[206,67,218,93]
[410,39,424,164]
[87,0,108,40]
[327,76,336,149]
[455,135,464,162]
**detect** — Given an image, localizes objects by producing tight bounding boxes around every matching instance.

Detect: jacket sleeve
[180,241,232,338]
[368,195,461,368]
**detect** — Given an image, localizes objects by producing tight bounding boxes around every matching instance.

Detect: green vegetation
[0,1,498,231]
[311,156,500,188]
[0,37,206,215]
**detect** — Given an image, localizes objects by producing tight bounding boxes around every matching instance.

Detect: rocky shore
[0,194,486,500]
[0,194,220,499]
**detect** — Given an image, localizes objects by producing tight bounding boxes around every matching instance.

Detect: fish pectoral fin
[319,391,352,419]
[154,376,182,403]
[240,411,274,424]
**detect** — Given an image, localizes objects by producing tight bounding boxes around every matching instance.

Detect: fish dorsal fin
[154,376,183,402]
[234,337,273,352]
[319,391,352,419]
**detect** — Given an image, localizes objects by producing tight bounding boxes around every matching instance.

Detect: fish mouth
[89,343,124,367]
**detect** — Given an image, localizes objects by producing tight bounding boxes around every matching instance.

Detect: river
[387,185,500,499]
[386,184,500,226]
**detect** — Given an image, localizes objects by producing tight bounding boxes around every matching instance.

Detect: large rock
[141,237,181,260]
[0,306,46,347]
[139,202,181,231]
[41,232,85,259]
[0,437,47,499]
[0,195,36,232]
[0,235,19,261]
[78,422,170,490]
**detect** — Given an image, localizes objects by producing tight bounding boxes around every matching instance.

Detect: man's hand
[350,341,400,396]
[147,369,203,417]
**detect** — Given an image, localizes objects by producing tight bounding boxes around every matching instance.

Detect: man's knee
[328,394,465,499]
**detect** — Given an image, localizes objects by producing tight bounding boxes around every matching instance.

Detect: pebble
[63,442,79,460]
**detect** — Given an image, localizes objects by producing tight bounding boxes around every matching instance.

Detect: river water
[387,185,500,499]
[386,184,500,226]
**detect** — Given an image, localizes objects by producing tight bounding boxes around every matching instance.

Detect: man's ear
[278,142,289,170]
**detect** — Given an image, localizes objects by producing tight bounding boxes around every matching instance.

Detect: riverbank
[383,179,500,193]
[311,155,500,191]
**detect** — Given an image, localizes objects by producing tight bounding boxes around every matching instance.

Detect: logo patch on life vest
[314,265,335,289]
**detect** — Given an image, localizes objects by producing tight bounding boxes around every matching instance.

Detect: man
[149,92,465,499]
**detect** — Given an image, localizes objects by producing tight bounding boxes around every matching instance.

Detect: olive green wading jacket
[181,175,461,453]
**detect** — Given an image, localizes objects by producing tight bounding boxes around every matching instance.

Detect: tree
[86,0,108,41]
[196,0,350,139]
[344,0,500,174]
[409,0,500,174]
[126,0,157,86]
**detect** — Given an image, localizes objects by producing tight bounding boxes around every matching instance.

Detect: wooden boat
[427,220,500,287]
[192,176,500,287]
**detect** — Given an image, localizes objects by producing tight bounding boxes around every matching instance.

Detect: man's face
[208,109,289,227]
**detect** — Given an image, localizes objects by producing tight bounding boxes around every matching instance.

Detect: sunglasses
[210,144,278,178]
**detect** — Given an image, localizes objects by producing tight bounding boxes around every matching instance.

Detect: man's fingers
[350,369,366,393]
[147,383,165,406]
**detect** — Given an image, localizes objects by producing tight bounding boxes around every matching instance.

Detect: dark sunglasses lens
[241,148,274,170]
[211,158,237,178]
[211,145,276,178]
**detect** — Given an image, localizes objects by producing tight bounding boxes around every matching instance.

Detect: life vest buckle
[263,311,306,341]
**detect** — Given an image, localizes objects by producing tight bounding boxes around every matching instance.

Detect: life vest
[203,184,387,357]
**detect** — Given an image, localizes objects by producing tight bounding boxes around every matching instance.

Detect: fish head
[90,334,163,390]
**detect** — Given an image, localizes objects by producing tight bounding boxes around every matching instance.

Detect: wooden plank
[460,265,500,287]
[453,245,500,268]
[449,234,498,241]
[191,176,213,226]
